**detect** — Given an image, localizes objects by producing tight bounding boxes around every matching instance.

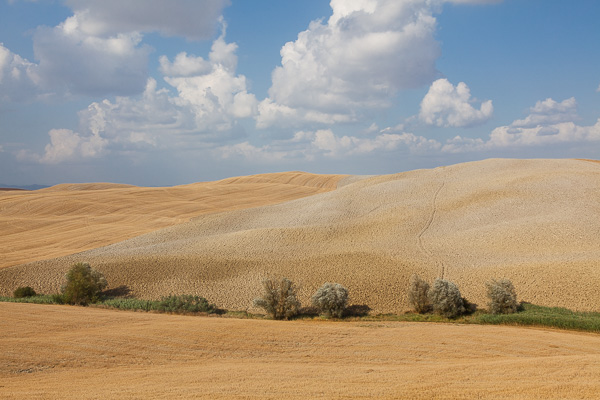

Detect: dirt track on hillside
[2,302,599,399]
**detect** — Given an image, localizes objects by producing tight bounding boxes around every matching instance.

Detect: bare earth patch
[1,302,600,399]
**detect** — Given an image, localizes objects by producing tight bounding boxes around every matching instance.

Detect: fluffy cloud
[442,97,600,152]
[2,1,229,99]
[64,0,230,40]
[33,19,150,96]
[17,128,107,164]
[0,43,41,102]
[163,33,258,128]
[419,78,493,128]
[220,127,441,162]
[258,0,441,128]
[26,29,257,164]
[511,97,578,128]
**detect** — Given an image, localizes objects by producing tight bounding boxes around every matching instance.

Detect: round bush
[13,286,37,298]
[253,278,300,320]
[311,282,349,318]
[408,274,430,314]
[427,278,465,318]
[486,279,518,314]
[61,262,108,305]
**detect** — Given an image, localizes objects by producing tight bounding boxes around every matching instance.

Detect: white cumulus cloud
[0,43,41,102]
[27,28,257,164]
[17,128,107,164]
[419,78,493,128]
[33,18,150,96]
[441,97,600,152]
[2,1,229,99]
[219,127,441,162]
[257,0,441,128]
[511,97,578,128]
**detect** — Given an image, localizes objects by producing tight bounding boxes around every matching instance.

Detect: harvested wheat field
[1,302,600,399]
[0,171,346,269]
[2,158,598,313]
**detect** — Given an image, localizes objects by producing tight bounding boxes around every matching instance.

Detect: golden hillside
[1,159,599,313]
[0,172,346,269]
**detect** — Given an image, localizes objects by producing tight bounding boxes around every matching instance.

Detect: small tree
[61,262,108,305]
[408,274,430,314]
[428,278,465,318]
[253,278,300,320]
[13,286,37,298]
[486,279,518,314]
[312,282,348,318]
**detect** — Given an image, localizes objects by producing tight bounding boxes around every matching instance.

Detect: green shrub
[51,293,65,304]
[311,282,348,318]
[486,279,518,314]
[408,274,430,314]
[100,298,157,312]
[13,286,37,298]
[155,295,216,314]
[428,278,465,318]
[61,262,108,305]
[253,278,300,320]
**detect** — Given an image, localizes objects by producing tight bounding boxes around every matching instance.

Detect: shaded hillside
[1,159,599,313]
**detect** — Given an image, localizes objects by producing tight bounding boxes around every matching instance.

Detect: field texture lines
[2,303,600,399]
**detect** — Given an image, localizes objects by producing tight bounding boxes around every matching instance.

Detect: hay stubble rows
[2,302,600,399]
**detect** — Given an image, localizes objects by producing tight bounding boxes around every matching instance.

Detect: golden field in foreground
[2,303,600,399]
[1,158,598,313]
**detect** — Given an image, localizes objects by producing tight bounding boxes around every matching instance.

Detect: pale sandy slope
[1,159,599,312]
[0,172,346,269]
[1,303,600,399]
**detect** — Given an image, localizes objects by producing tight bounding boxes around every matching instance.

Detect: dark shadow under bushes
[101,285,132,299]
[344,304,371,317]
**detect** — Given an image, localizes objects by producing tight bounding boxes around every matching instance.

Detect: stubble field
[2,302,600,399]
[1,158,599,398]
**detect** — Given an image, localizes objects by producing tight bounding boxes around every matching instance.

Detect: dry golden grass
[0,171,346,269]
[1,158,599,313]
[2,302,600,399]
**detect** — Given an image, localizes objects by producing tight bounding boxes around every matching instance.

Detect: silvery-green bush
[486,279,518,314]
[408,274,430,314]
[311,282,348,318]
[428,278,465,318]
[253,278,300,320]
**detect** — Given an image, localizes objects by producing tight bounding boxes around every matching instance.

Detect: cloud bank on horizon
[1,0,599,185]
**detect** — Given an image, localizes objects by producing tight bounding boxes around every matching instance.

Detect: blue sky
[1,0,599,186]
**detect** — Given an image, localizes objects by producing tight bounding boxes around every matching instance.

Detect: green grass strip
[2,296,599,333]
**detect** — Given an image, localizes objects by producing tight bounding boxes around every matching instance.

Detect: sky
[1,0,599,186]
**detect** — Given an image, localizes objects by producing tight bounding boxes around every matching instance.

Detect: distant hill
[0,184,49,191]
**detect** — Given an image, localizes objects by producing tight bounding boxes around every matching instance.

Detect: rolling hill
[1,159,599,313]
